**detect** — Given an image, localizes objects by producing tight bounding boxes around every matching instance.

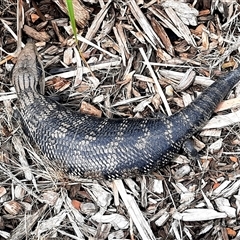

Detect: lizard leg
[182,139,199,162]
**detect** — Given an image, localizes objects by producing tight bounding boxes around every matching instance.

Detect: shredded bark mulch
[0,0,240,239]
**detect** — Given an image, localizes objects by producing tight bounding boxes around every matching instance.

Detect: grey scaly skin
[12,42,240,180]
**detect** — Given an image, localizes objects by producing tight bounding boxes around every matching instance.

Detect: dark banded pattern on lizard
[12,42,240,180]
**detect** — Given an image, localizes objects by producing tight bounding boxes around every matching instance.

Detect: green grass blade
[66,0,78,43]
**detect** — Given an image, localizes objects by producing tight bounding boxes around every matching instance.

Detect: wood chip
[203,110,240,129]
[52,0,90,28]
[3,201,22,215]
[215,97,240,112]
[80,101,102,117]
[23,25,51,42]
[173,209,227,221]
[174,68,196,92]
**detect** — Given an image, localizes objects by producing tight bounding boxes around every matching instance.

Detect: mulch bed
[0,0,240,239]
